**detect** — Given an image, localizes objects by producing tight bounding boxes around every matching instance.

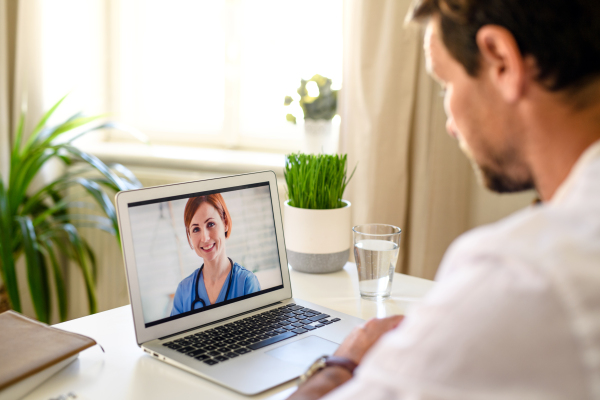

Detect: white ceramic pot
[284,200,351,273]
[303,119,335,154]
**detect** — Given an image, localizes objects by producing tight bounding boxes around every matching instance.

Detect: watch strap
[299,355,358,384]
[324,356,357,375]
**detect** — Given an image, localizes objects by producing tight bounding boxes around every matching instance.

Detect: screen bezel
[116,171,291,345]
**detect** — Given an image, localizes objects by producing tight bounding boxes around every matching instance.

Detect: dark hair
[408,0,600,93]
[183,194,232,248]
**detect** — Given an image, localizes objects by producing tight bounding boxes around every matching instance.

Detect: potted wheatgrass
[284,153,355,273]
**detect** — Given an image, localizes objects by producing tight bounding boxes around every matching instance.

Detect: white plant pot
[303,119,335,154]
[284,200,351,273]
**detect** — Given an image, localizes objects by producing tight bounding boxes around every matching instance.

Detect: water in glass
[354,239,399,299]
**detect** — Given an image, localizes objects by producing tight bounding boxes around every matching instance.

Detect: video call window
[128,183,284,328]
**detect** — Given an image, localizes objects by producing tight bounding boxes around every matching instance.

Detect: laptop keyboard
[161,303,341,366]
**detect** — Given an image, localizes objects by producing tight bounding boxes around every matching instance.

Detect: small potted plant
[284,153,355,273]
[284,74,338,154]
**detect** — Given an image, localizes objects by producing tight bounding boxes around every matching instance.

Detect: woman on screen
[170,194,261,316]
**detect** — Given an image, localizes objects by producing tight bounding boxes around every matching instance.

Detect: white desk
[26,263,435,400]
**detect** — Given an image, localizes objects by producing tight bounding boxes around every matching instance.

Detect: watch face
[299,356,328,384]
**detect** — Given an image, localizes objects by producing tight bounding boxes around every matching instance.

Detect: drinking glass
[352,224,401,300]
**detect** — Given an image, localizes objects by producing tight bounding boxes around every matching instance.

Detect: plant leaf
[10,148,58,213]
[35,111,84,145]
[37,116,104,150]
[62,224,97,315]
[74,177,120,244]
[49,214,115,236]
[108,163,143,188]
[0,180,21,312]
[63,145,135,192]
[16,216,51,322]
[22,170,96,215]
[82,240,98,284]
[39,241,68,322]
[10,112,26,177]
[22,93,70,152]
[67,221,118,236]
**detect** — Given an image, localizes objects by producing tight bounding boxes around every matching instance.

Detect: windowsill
[75,142,286,176]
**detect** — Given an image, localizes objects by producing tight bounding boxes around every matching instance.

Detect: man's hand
[333,315,403,364]
[287,316,403,400]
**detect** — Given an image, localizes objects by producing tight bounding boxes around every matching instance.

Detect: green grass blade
[284,152,356,210]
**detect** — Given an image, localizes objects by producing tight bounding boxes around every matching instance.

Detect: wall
[467,173,536,229]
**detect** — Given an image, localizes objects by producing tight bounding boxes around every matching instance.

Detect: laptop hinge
[158,301,284,341]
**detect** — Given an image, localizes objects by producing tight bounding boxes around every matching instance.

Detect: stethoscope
[191,257,234,310]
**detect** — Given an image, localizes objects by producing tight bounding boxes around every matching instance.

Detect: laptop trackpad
[266,336,339,366]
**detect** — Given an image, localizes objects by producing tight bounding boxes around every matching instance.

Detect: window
[40,0,343,153]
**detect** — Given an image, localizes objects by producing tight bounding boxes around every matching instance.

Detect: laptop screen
[127,182,284,328]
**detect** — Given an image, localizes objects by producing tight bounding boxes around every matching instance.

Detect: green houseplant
[284,75,339,154]
[0,94,141,323]
[283,153,355,273]
[283,74,338,124]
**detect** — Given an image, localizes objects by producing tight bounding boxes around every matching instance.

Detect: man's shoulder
[441,195,600,281]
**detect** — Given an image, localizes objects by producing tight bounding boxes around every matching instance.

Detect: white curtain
[1,0,52,320]
[0,0,15,183]
[0,0,45,177]
[340,0,473,279]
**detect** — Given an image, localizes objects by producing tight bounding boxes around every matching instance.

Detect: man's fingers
[365,315,404,333]
[384,315,404,328]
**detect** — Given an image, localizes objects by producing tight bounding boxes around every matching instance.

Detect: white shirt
[324,141,600,400]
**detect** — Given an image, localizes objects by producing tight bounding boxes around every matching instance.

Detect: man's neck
[523,93,600,201]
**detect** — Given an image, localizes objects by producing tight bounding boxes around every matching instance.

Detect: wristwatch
[299,355,358,384]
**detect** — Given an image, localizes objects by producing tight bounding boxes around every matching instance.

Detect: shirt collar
[551,139,600,205]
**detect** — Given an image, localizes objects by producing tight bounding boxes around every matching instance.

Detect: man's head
[409,0,600,193]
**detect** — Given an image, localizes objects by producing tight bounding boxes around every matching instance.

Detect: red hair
[183,193,232,248]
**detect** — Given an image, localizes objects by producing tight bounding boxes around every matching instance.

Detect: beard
[459,139,535,193]
[476,164,535,193]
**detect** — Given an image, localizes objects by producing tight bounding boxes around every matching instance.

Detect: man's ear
[476,25,527,103]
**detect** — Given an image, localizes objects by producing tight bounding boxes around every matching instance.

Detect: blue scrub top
[170,262,261,316]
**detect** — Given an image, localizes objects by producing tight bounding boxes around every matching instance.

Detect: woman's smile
[200,242,216,252]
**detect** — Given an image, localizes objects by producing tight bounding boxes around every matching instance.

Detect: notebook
[115,170,364,394]
[0,311,97,400]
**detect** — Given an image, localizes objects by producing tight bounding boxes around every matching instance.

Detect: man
[289,0,600,398]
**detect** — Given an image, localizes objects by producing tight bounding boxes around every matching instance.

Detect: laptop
[116,170,365,395]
